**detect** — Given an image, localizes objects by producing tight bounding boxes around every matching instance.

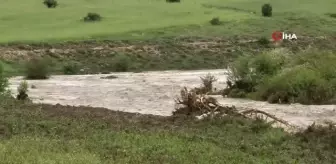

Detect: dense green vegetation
[225,50,336,104]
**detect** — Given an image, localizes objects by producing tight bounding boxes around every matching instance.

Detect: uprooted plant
[201,74,217,92]
[188,73,224,95]
[174,87,294,130]
[192,73,218,94]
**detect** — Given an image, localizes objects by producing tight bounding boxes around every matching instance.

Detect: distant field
[0,0,335,43]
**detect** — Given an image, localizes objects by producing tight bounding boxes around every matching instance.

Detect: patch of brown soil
[0,45,162,60]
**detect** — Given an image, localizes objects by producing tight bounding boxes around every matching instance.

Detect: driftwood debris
[174,87,294,129]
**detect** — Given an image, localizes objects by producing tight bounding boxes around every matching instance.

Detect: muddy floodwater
[8,69,336,129]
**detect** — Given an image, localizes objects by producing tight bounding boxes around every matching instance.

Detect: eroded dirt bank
[8,69,336,129]
[1,37,334,60]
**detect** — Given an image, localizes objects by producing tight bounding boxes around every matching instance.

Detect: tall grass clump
[16,81,29,100]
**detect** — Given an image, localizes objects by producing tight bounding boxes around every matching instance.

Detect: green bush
[25,58,50,79]
[257,66,335,104]
[210,17,221,25]
[227,53,285,93]
[225,52,336,104]
[112,54,130,72]
[166,0,180,3]
[0,64,8,94]
[290,51,336,80]
[228,55,250,82]
[251,53,285,76]
[257,37,270,46]
[43,0,58,8]
[227,55,256,93]
[228,88,246,98]
[84,13,102,22]
[63,62,80,75]
[262,4,272,17]
[326,13,336,18]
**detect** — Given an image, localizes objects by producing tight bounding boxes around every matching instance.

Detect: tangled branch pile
[174,87,295,129]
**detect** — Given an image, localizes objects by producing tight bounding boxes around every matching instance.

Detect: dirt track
[8,69,336,129]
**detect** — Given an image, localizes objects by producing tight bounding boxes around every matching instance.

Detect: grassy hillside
[0,0,335,43]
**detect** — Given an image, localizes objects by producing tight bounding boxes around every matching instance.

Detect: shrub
[257,66,335,104]
[112,54,130,72]
[63,62,80,75]
[43,0,58,8]
[227,53,285,93]
[210,17,221,25]
[227,55,250,82]
[228,88,246,98]
[25,58,50,79]
[262,4,272,17]
[227,51,336,104]
[290,51,336,80]
[326,13,336,18]
[16,81,29,100]
[257,37,270,46]
[0,64,8,94]
[166,0,180,3]
[251,53,284,76]
[84,13,102,22]
[266,91,291,104]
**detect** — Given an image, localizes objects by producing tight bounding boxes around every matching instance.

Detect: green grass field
[0,97,335,164]
[0,0,335,43]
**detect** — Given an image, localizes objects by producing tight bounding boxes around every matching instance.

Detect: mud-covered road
[8,69,336,129]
